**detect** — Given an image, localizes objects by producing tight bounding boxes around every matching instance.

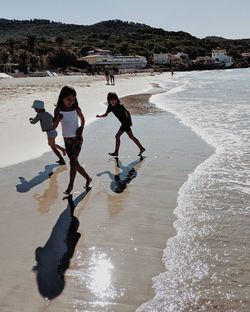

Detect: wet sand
[121,93,162,115]
[0,92,213,311]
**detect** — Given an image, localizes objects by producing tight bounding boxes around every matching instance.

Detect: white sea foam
[138,68,250,311]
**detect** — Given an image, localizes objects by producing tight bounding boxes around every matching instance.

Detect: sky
[1,0,250,39]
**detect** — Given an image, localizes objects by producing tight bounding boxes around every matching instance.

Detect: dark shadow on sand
[16,164,59,193]
[97,156,145,193]
[33,191,89,300]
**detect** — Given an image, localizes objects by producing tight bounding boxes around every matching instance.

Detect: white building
[87,49,112,56]
[174,52,189,61]
[153,53,170,65]
[170,52,190,67]
[241,52,250,57]
[81,49,147,69]
[212,48,233,67]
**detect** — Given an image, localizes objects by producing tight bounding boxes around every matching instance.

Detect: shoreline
[0,84,213,311]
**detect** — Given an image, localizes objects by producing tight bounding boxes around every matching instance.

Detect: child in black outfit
[96,92,145,157]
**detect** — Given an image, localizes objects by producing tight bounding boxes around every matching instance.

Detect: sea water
[138,68,250,312]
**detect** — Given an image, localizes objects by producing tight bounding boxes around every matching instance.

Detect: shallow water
[138,69,250,312]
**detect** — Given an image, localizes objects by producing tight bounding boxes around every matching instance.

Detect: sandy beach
[0,75,213,311]
[0,73,155,168]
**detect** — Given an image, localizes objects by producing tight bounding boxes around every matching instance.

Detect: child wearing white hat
[30,100,66,165]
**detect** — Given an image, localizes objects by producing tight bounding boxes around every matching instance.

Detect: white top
[60,110,79,138]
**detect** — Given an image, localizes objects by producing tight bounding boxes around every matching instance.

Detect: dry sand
[0,81,213,311]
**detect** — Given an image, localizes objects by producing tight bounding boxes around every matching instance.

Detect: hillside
[0,19,249,71]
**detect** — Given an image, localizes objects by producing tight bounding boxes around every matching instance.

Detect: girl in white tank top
[59,110,79,138]
[53,86,92,194]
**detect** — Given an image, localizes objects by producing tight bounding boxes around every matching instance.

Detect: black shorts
[64,136,83,161]
[119,124,132,133]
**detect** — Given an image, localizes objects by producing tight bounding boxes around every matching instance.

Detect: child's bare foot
[56,159,66,165]
[85,177,92,190]
[63,184,73,194]
[138,147,146,156]
[109,152,118,157]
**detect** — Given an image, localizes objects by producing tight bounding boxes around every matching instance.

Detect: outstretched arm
[96,104,111,118]
[29,113,40,124]
[96,112,109,118]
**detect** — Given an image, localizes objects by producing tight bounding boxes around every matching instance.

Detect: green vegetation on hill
[0,19,249,72]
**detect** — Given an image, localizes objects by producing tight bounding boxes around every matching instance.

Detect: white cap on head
[32,100,45,110]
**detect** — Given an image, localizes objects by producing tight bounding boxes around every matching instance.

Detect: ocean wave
[138,68,250,311]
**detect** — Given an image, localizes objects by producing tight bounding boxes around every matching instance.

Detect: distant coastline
[0,19,249,76]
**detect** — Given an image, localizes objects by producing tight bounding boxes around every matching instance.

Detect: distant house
[87,49,112,56]
[80,49,147,69]
[196,56,208,62]
[195,56,213,64]
[174,52,189,61]
[153,53,170,65]
[212,48,233,67]
[241,52,250,57]
[171,52,190,66]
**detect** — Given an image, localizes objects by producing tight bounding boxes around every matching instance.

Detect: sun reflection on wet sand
[70,249,125,303]
[87,253,114,297]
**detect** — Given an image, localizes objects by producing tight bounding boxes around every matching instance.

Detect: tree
[27,35,36,52]
[55,35,64,48]
[7,38,15,54]
[48,49,78,69]
[19,51,30,73]
[228,48,241,59]
[0,50,9,71]
[29,54,40,70]
[120,42,129,55]
[80,45,93,56]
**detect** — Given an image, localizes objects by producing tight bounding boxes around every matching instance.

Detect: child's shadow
[16,164,59,193]
[97,156,145,193]
[32,191,88,300]
[33,165,67,214]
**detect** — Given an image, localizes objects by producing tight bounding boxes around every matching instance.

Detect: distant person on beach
[53,86,92,194]
[104,67,110,85]
[29,100,66,165]
[171,68,174,77]
[110,68,115,85]
[96,92,145,157]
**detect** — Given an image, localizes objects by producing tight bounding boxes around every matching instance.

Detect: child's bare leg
[109,130,123,156]
[127,131,145,155]
[64,159,77,194]
[76,161,92,189]
[55,144,66,156]
[48,138,65,162]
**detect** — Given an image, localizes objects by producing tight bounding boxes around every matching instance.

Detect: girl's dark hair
[107,92,120,105]
[55,86,79,110]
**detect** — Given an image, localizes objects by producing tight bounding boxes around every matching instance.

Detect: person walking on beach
[104,67,110,85]
[110,68,115,85]
[53,86,92,194]
[96,92,145,157]
[29,100,66,165]
[170,67,174,77]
